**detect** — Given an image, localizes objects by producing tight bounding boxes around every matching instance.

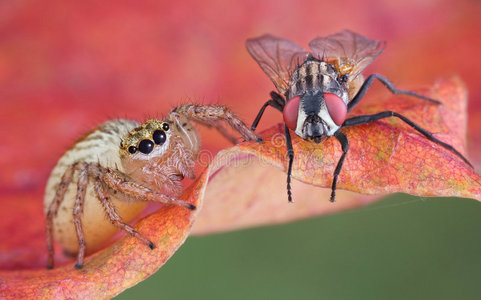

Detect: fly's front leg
[171,104,261,142]
[330,131,350,202]
[284,124,295,202]
[251,91,285,131]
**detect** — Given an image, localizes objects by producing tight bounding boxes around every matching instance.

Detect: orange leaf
[0,77,479,298]
[0,177,203,299]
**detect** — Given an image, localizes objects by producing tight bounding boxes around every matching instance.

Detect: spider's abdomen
[44,119,146,255]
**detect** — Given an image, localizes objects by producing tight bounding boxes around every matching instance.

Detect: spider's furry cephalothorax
[120,114,200,197]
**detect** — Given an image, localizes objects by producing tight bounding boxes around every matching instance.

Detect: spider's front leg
[93,178,155,249]
[68,162,196,269]
[98,165,196,210]
[171,104,261,142]
[74,163,196,268]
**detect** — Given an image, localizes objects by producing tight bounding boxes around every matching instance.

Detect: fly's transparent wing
[246,34,309,94]
[309,30,386,80]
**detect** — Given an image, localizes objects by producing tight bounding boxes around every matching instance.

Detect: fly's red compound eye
[283,95,300,130]
[324,93,347,126]
[283,94,346,129]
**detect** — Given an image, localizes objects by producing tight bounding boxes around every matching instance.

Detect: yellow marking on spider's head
[120,119,170,154]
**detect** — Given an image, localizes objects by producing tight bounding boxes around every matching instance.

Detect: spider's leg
[72,168,89,269]
[213,123,239,144]
[190,120,238,144]
[46,162,84,269]
[348,74,441,112]
[343,111,473,167]
[251,91,285,131]
[171,104,261,142]
[97,166,195,210]
[330,131,350,203]
[284,124,295,202]
[93,178,155,250]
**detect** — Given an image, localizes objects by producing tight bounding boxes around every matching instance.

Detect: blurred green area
[115,194,481,300]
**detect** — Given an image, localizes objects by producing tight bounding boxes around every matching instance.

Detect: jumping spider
[44,104,259,269]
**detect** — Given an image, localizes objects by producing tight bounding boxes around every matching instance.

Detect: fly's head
[283,90,348,142]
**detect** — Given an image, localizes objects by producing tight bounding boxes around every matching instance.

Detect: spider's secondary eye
[153,130,167,145]
[138,139,154,154]
[128,146,137,154]
[162,123,169,131]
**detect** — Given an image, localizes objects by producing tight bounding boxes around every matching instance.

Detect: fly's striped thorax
[286,59,348,103]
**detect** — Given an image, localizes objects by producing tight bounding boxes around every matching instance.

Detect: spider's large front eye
[138,139,154,154]
[153,130,167,145]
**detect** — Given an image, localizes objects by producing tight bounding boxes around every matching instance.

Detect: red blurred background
[1,0,481,272]
[0,0,481,192]
[1,0,480,194]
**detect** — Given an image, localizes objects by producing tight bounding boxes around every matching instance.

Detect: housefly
[247,30,472,202]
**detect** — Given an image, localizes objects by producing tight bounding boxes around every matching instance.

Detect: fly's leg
[251,91,285,131]
[46,162,85,269]
[343,111,473,167]
[72,168,89,269]
[284,123,295,202]
[93,180,155,251]
[251,92,294,202]
[348,74,441,112]
[171,104,261,142]
[330,131,350,202]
